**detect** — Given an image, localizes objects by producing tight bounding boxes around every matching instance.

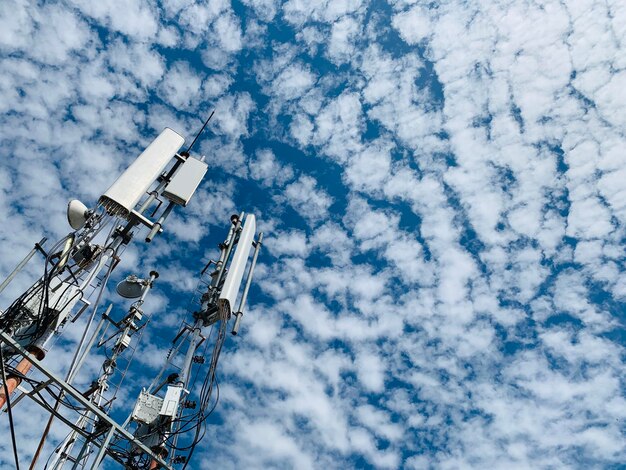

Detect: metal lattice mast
[105,213,263,469]
[49,271,159,470]
[0,126,212,470]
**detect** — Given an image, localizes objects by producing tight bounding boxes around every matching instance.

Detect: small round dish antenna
[116,275,145,299]
[67,199,89,230]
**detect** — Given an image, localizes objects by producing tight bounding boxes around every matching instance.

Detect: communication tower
[0,119,262,469]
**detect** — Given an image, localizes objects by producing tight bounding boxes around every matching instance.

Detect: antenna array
[0,123,263,469]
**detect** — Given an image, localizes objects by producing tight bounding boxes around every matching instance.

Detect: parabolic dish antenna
[116,275,145,299]
[67,199,89,230]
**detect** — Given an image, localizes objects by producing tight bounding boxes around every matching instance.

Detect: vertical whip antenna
[182,110,215,157]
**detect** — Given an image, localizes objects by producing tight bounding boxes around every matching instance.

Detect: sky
[1,0,625,469]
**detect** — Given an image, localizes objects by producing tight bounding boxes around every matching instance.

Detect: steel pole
[0,332,173,469]
[0,237,47,295]
[232,232,263,335]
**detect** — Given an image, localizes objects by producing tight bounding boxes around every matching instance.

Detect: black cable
[3,215,116,347]
[0,346,21,470]
[140,322,226,465]
[180,322,225,470]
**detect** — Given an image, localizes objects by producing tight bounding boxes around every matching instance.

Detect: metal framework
[104,213,263,469]
[0,124,252,470]
[0,331,173,469]
[46,271,159,469]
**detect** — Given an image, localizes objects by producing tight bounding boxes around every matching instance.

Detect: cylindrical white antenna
[232,231,263,335]
[218,214,256,319]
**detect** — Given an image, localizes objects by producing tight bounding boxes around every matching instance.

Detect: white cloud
[158,61,205,109]
[108,40,165,88]
[313,91,363,162]
[344,139,392,192]
[355,349,385,392]
[212,92,255,139]
[328,15,361,63]
[69,0,159,39]
[274,63,316,101]
[282,175,333,225]
[242,0,279,21]
[215,12,243,52]
[283,0,365,26]
[392,5,431,44]
[2,0,626,468]
[267,230,308,258]
[238,421,315,469]
[248,148,294,188]
[202,73,233,98]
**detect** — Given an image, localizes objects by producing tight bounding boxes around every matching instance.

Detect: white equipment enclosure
[162,157,208,206]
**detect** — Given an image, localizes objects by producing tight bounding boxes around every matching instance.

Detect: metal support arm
[0,331,173,470]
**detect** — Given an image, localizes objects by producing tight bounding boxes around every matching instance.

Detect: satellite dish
[67,199,89,230]
[116,275,145,299]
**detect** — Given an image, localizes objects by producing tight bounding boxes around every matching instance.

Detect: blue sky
[1,0,625,468]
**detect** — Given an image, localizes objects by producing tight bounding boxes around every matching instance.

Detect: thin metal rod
[91,426,115,468]
[236,233,263,314]
[29,301,111,470]
[146,202,175,242]
[69,305,112,384]
[0,332,173,470]
[184,111,215,155]
[29,398,59,469]
[0,345,21,470]
[178,320,203,387]
[69,438,90,470]
[0,237,47,295]
[138,179,169,214]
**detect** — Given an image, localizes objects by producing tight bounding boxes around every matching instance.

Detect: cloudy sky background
[1,0,625,468]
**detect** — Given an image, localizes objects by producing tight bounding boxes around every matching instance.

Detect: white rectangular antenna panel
[99,128,185,217]
[219,214,256,319]
[162,156,208,206]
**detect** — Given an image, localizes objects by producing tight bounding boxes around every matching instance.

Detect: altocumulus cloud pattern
[0,0,625,469]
